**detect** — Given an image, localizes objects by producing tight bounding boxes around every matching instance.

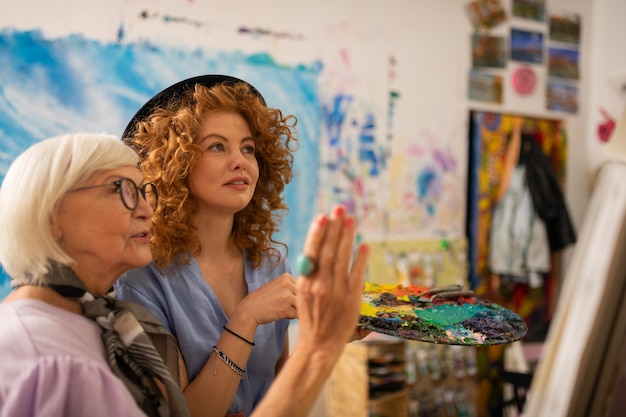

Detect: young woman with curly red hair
[115,75,301,417]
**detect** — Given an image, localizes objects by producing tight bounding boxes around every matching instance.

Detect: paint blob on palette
[358,282,527,345]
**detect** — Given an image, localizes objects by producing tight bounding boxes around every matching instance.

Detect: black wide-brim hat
[121,74,266,140]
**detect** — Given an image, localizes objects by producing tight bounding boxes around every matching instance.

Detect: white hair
[0,133,139,285]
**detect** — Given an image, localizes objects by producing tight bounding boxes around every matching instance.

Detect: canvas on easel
[524,159,626,417]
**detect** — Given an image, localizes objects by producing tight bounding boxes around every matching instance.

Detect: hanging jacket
[519,133,577,252]
[489,164,551,284]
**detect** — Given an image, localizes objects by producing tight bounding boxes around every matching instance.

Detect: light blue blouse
[115,254,291,416]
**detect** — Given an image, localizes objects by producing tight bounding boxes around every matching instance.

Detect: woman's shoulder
[1,354,145,417]
[119,262,161,282]
[0,298,97,334]
[0,299,104,358]
[115,262,171,296]
[119,256,200,282]
[114,259,206,327]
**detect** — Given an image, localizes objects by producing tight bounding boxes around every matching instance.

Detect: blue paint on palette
[0,29,322,298]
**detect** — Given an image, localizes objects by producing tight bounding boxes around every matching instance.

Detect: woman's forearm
[182,317,256,417]
[251,343,344,417]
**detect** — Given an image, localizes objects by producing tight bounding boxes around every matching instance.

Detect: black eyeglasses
[71,178,159,211]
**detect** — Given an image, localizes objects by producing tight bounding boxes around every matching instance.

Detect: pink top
[0,299,146,417]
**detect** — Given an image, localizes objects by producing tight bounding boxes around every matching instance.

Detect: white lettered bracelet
[212,346,245,377]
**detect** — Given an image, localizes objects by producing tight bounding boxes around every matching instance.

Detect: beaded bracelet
[212,346,245,377]
[223,325,255,346]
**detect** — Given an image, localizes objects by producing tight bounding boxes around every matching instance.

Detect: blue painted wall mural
[0,29,321,297]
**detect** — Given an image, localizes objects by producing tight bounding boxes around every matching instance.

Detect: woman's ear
[50,216,62,242]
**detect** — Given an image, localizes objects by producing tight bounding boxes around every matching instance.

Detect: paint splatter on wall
[315,50,465,244]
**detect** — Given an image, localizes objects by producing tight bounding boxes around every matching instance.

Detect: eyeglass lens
[119,179,158,211]
[143,183,158,211]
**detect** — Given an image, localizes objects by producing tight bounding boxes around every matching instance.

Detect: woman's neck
[193,209,237,259]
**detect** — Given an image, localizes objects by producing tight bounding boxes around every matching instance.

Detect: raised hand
[294,204,369,353]
[251,204,370,417]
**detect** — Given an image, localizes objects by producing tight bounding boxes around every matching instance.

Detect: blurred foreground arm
[251,205,369,417]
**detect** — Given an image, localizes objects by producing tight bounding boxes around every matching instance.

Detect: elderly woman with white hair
[0,132,368,417]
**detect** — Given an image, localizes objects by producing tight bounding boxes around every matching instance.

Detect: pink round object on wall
[512,67,537,95]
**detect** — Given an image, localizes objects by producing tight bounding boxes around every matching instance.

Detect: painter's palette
[358,282,527,345]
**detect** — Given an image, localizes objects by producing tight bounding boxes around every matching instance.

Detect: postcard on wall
[546,80,578,114]
[510,28,544,64]
[472,34,507,69]
[549,13,581,45]
[512,0,546,22]
[468,71,503,104]
[466,0,507,31]
[548,46,580,80]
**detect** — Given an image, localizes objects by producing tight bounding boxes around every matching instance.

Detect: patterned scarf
[30,264,191,417]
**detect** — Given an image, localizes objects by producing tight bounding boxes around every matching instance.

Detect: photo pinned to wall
[466,0,507,31]
[548,46,580,80]
[547,80,578,114]
[510,28,544,64]
[512,0,546,22]
[549,12,581,45]
[468,71,503,104]
[472,33,507,69]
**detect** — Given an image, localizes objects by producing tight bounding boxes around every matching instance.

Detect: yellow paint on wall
[365,237,469,288]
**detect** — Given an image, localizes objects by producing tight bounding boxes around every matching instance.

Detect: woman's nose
[134,194,154,218]
[231,150,248,171]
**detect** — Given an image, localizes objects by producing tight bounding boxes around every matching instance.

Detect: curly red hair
[127,82,299,269]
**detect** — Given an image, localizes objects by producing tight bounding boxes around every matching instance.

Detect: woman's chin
[128,251,153,270]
